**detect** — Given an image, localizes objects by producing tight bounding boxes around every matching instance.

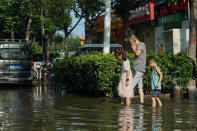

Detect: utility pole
[103,0,111,54]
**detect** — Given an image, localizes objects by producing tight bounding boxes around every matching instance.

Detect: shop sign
[158,13,188,26]
[129,2,154,24]
[158,0,188,17]
[158,13,181,26]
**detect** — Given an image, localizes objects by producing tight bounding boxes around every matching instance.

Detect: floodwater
[0,84,197,131]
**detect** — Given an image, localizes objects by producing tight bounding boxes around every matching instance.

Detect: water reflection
[136,105,144,130]
[118,105,146,131]
[118,106,134,131]
[49,82,67,97]
[152,108,162,131]
[0,85,197,131]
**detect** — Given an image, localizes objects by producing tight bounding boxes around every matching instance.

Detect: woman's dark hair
[114,48,127,61]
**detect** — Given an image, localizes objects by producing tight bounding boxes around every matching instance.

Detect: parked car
[51,58,62,68]
[0,40,33,84]
[74,43,123,56]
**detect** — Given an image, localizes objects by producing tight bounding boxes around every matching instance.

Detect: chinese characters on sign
[159,0,188,17]
[158,13,182,26]
[159,0,188,16]
[129,2,154,24]
[157,0,189,26]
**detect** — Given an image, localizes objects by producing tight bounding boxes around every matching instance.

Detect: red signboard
[159,0,188,17]
[129,2,154,24]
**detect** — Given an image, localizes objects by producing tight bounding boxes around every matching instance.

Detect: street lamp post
[103,0,111,54]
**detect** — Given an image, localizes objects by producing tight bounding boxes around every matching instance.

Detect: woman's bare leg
[126,97,131,106]
[121,98,125,104]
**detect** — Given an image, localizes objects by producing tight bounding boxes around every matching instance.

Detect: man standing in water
[129,34,146,104]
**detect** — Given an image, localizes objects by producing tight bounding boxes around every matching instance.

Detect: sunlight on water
[0,85,197,131]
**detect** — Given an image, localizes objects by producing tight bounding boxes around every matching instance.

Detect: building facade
[90,0,190,54]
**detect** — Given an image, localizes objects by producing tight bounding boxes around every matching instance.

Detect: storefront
[129,2,155,53]
[154,0,189,54]
[130,0,189,54]
[91,0,190,55]
[90,12,123,45]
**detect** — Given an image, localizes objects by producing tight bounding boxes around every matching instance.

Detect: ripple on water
[0,88,197,131]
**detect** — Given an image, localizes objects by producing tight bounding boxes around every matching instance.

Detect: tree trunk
[188,0,197,99]
[188,0,197,61]
[120,0,132,52]
[64,35,69,58]
[25,11,33,44]
[117,1,136,51]
[85,20,90,44]
[30,35,35,48]
[11,25,15,40]
[122,13,130,51]
[46,34,51,61]
[41,7,46,62]
[63,23,69,58]
[42,38,47,62]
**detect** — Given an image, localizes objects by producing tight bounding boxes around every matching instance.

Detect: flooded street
[0,85,197,131]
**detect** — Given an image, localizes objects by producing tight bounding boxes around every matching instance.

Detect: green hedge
[53,53,194,97]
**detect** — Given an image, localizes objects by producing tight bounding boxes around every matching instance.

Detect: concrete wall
[138,26,155,53]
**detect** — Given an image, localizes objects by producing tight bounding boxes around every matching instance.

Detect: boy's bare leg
[152,97,156,107]
[156,97,162,107]
[126,97,131,106]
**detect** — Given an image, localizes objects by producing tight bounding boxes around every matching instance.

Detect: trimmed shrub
[53,53,194,97]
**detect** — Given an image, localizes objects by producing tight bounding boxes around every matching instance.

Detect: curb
[134,94,171,99]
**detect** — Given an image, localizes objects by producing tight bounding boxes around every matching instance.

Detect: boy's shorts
[152,89,161,97]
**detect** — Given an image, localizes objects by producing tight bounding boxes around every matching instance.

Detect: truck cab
[0,40,33,84]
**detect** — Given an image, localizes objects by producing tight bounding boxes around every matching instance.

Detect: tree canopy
[0,0,87,59]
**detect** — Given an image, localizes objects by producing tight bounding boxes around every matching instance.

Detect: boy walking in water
[148,57,163,107]
[129,35,146,104]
